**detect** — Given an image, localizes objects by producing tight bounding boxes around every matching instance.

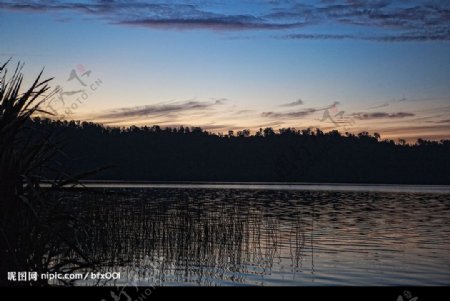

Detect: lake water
[64,183,450,286]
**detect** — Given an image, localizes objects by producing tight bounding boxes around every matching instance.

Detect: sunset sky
[1,0,449,142]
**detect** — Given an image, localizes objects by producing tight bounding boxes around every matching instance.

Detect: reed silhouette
[58,188,310,285]
[0,61,109,286]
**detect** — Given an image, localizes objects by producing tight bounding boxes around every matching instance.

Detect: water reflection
[63,188,450,286]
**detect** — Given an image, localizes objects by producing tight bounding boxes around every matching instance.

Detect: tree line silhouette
[32,118,450,185]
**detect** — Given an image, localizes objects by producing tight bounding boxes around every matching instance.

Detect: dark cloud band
[96,99,225,119]
[1,0,449,41]
[353,112,415,120]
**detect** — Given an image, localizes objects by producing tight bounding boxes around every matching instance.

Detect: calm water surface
[65,184,450,286]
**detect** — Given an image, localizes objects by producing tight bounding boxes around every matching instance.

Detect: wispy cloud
[378,124,450,141]
[1,0,449,41]
[280,98,304,107]
[437,119,450,124]
[234,109,255,115]
[366,97,408,109]
[281,31,450,42]
[262,108,316,118]
[352,112,415,120]
[119,15,305,31]
[262,101,339,119]
[367,103,390,110]
[95,99,225,120]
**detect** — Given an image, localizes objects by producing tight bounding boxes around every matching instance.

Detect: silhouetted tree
[24,118,450,185]
[263,127,275,137]
[237,129,250,137]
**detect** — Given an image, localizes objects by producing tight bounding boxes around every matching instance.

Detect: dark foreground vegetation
[0,61,109,286]
[33,119,450,185]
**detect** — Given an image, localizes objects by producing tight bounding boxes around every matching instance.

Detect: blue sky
[1,0,450,141]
